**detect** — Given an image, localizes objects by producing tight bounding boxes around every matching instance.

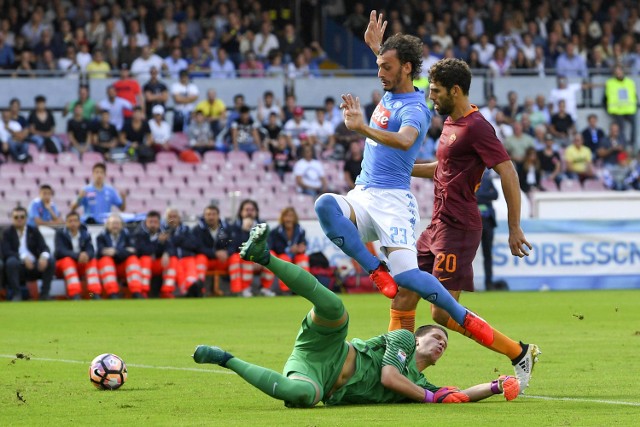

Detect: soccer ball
[89,353,128,390]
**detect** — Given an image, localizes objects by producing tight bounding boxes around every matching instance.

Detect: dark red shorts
[416,220,482,292]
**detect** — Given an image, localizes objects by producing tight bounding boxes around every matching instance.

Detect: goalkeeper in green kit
[193,224,519,407]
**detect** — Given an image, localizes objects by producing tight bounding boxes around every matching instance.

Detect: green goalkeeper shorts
[283,311,350,402]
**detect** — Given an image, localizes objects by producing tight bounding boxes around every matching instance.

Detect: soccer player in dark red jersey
[385,57,540,394]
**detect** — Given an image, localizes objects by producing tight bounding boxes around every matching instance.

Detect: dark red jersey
[432,106,510,230]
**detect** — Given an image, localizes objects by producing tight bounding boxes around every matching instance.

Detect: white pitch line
[522,395,640,407]
[3,354,640,407]
[0,354,234,375]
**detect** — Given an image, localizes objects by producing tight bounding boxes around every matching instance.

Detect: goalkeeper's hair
[379,33,423,80]
[415,324,449,339]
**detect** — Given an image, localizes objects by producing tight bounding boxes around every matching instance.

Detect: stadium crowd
[3,0,640,301]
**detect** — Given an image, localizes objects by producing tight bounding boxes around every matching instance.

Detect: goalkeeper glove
[423,386,470,403]
[491,375,520,401]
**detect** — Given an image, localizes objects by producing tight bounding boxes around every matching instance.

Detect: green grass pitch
[1,290,639,426]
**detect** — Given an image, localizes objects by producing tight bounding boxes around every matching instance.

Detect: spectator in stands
[343,2,368,37]
[188,110,215,155]
[113,65,143,123]
[71,162,126,224]
[76,41,93,71]
[596,122,627,167]
[253,20,279,61]
[53,211,103,300]
[171,69,199,132]
[122,19,149,48]
[58,45,81,77]
[96,213,143,298]
[494,110,514,143]
[26,184,63,227]
[533,94,552,125]
[516,147,544,194]
[282,93,298,123]
[219,12,244,65]
[64,85,96,120]
[142,66,169,119]
[0,33,15,69]
[28,95,62,154]
[269,133,295,181]
[309,108,336,158]
[284,106,313,151]
[504,121,536,164]
[0,108,29,163]
[257,90,284,126]
[279,23,304,63]
[502,91,523,124]
[261,111,283,143]
[564,133,596,186]
[20,6,48,48]
[148,105,172,152]
[191,205,231,296]
[164,46,189,79]
[479,95,499,129]
[472,34,495,67]
[85,9,106,47]
[343,140,363,190]
[134,210,179,298]
[238,51,265,78]
[120,106,153,163]
[90,109,119,157]
[187,44,213,78]
[581,114,607,156]
[131,46,163,80]
[36,49,59,75]
[555,42,589,79]
[549,100,575,147]
[99,85,133,131]
[85,48,111,78]
[209,46,236,78]
[267,206,310,294]
[67,104,91,155]
[549,75,584,122]
[3,206,55,301]
[8,98,27,129]
[364,90,382,123]
[419,44,440,77]
[537,133,564,190]
[302,43,327,78]
[605,65,637,151]
[518,97,547,131]
[265,49,285,77]
[162,208,202,297]
[293,145,327,198]
[230,105,262,156]
[287,51,312,79]
[227,199,271,297]
[195,89,227,137]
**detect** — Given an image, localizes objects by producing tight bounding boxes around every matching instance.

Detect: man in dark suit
[2,206,55,301]
[581,114,607,156]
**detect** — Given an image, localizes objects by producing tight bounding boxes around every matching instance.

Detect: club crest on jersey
[397,350,407,364]
[449,133,457,143]
[371,104,391,129]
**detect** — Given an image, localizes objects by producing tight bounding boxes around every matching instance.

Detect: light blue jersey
[80,183,123,223]
[356,89,431,190]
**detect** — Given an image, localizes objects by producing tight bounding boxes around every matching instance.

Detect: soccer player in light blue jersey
[71,162,127,224]
[314,11,494,345]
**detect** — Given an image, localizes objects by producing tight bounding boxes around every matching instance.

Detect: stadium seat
[202,151,226,167]
[0,163,23,181]
[251,150,273,169]
[47,164,74,181]
[57,152,79,165]
[137,179,159,193]
[126,199,146,214]
[31,152,58,165]
[121,162,145,179]
[540,178,559,192]
[118,177,139,195]
[12,178,38,196]
[81,152,105,165]
[156,152,179,165]
[171,163,195,178]
[561,179,583,192]
[23,163,49,182]
[227,151,250,167]
[145,165,167,182]
[583,179,606,191]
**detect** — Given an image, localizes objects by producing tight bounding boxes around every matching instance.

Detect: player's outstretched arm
[459,375,520,402]
[364,10,387,55]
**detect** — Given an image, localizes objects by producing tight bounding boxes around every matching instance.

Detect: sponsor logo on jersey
[371,104,391,129]
[426,293,438,302]
[331,237,344,247]
[397,350,407,364]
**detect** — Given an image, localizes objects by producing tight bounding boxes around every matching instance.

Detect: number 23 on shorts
[434,252,457,273]
[389,227,408,245]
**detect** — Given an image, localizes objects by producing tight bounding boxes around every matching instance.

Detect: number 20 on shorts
[434,253,457,273]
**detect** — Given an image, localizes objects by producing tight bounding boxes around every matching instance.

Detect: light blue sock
[315,195,380,272]
[394,268,467,324]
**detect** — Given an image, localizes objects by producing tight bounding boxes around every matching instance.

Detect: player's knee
[282,381,317,408]
[314,193,339,218]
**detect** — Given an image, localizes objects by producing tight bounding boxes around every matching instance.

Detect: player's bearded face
[433,89,455,116]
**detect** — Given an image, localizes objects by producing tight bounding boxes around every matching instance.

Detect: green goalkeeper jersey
[324,329,440,405]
